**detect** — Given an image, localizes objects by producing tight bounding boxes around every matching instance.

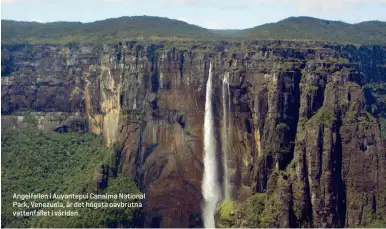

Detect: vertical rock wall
[2,41,385,227]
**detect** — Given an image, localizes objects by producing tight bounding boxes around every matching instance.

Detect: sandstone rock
[2,41,385,227]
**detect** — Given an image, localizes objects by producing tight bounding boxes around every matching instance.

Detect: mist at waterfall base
[202,62,232,228]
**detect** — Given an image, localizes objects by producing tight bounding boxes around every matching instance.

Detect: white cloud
[200,19,226,29]
[102,0,200,3]
[31,18,43,22]
[1,0,17,3]
[161,0,201,4]
[101,0,243,9]
[2,0,39,3]
[177,17,191,23]
[102,0,135,3]
[249,0,386,13]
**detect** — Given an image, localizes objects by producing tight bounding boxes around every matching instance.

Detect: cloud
[31,18,44,22]
[161,0,201,4]
[1,0,18,3]
[200,19,226,29]
[177,17,191,23]
[160,0,246,8]
[102,0,207,6]
[102,0,200,3]
[102,0,136,3]
[2,0,39,3]
[101,0,245,9]
[249,0,386,13]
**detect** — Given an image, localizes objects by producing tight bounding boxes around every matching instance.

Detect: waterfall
[202,61,221,228]
[222,72,231,200]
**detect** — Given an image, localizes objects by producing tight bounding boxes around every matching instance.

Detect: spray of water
[202,61,221,228]
[222,72,231,200]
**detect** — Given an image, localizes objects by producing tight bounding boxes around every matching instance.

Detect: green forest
[2,16,386,45]
[1,127,141,228]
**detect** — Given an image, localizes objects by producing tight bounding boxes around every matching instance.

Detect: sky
[1,0,386,29]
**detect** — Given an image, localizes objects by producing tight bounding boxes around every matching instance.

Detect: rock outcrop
[2,41,385,227]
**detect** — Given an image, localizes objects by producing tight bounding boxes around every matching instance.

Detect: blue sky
[1,0,386,29]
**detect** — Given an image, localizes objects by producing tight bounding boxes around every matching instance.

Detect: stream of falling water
[222,72,231,200]
[202,61,221,228]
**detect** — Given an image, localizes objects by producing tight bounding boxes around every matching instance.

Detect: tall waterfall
[202,62,221,228]
[222,72,231,200]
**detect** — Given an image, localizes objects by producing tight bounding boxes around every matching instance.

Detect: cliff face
[2,41,386,228]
